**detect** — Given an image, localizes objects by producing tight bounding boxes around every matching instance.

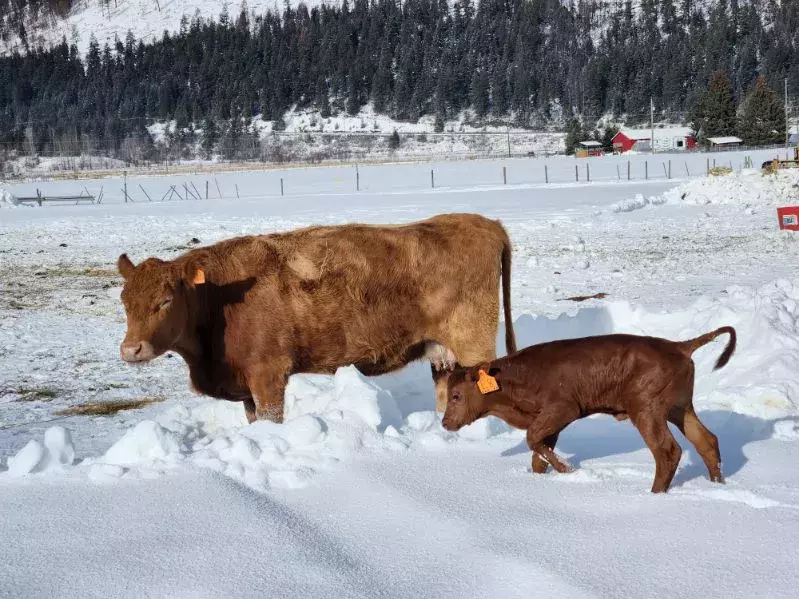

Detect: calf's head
[441,365,500,431]
[117,254,205,363]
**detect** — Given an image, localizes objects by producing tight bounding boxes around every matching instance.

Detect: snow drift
[5,276,799,488]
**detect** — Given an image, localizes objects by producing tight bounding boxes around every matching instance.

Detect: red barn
[612,127,697,153]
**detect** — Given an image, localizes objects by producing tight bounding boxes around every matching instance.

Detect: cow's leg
[669,406,723,484]
[425,342,459,413]
[247,360,291,423]
[243,398,257,424]
[635,412,682,493]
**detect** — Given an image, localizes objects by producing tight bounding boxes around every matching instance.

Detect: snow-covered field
[3,161,799,597]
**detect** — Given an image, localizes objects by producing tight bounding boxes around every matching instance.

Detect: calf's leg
[635,413,682,493]
[527,408,575,474]
[532,433,560,474]
[670,407,723,484]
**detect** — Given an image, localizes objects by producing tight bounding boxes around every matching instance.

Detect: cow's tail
[679,326,736,370]
[500,227,517,355]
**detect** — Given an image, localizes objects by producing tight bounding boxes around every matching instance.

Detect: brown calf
[117,213,516,423]
[442,327,736,493]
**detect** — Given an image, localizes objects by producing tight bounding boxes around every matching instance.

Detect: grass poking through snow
[55,397,166,417]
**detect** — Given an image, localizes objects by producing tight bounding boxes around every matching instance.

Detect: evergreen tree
[564,118,585,155]
[738,75,786,146]
[201,118,219,158]
[692,70,737,144]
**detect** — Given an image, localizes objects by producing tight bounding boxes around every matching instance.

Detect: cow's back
[250,213,509,374]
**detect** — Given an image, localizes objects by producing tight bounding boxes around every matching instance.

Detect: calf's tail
[680,326,736,370]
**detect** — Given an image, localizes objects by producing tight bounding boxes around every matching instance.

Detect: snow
[1,0,328,56]
[3,159,799,596]
[619,126,694,141]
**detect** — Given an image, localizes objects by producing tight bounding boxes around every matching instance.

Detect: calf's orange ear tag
[476,369,499,394]
[192,269,206,285]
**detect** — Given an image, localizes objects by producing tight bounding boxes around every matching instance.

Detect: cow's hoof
[255,406,284,423]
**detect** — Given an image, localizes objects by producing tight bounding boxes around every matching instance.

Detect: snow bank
[5,277,799,487]
[664,169,799,208]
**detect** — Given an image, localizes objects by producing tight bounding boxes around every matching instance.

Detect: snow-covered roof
[578,140,603,147]
[707,136,743,145]
[618,127,694,141]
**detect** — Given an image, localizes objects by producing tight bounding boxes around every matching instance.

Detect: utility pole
[785,78,790,149]
[650,97,655,155]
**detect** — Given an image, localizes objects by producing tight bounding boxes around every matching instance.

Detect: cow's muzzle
[120,340,156,363]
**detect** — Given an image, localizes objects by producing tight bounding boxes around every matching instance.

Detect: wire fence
[8,146,794,207]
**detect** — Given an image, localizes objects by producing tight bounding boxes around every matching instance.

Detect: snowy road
[2,167,799,597]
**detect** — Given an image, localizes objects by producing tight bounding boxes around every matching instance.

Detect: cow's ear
[118,254,135,280]
[183,262,206,287]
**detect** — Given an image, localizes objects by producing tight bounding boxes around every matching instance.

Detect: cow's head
[441,364,500,431]
[117,253,205,363]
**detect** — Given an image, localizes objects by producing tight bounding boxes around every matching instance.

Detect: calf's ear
[118,254,135,280]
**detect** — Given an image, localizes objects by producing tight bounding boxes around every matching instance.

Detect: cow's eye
[450,392,462,403]
[157,298,172,311]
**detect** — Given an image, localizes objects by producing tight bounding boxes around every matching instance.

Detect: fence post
[356,164,360,192]
[507,131,511,158]
[503,166,507,185]
[235,184,240,199]
[645,161,648,180]
[280,178,284,196]
[205,181,209,199]
[685,162,690,177]
[123,171,127,203]
[616,164,620,180]
[431,169,435,189]
[668,160,671,179]
[627,160,630,180]
[215,178,222,199]
[575,164,579,182]
[706,158,710,175]
[586,162,590,182]
[545,165,549,184]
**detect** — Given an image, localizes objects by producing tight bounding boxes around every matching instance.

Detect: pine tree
[201,118,219,158]
[692,70,737,144]
[470,69,489,118]
[564,118,585,155]
[738,75,786,146]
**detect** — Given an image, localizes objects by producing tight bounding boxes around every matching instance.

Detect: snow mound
[22,366,398,491]
[1,187,19,207]
[664,169,799,207]
[610,193,667,213]
[6,426,75,475]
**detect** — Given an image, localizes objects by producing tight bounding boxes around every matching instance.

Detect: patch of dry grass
[15,387,59,401]
[55,396,166,417]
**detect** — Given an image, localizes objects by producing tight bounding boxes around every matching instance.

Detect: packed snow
[3,160,799,596]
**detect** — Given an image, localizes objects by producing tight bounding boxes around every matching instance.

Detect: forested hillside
[1,0,797,160]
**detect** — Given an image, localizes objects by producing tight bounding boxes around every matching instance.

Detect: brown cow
[441,327,736,493]
[117,213,516,423]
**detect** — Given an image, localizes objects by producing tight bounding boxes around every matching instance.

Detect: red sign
[777,206,799,230]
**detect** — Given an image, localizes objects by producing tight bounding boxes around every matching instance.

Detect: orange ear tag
[192,269,206,285]
[476,369,499,394]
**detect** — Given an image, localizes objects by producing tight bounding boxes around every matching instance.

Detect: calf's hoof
[532,455,549,474]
